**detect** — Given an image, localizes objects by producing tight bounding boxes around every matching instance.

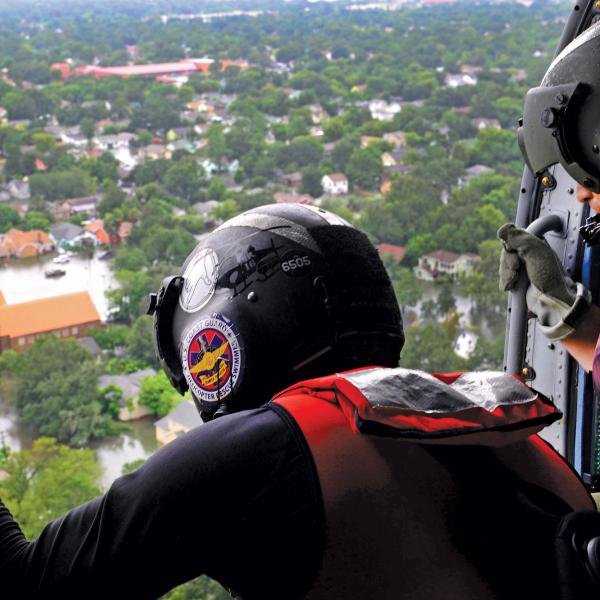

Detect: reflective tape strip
[338,368,537,414]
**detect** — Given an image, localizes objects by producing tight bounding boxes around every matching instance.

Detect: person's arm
[560,304,600,372]
[0,405,322,599]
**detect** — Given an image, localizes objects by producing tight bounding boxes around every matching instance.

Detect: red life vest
[272,367,594,600]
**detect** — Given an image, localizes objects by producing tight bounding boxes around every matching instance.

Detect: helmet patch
[180,248,219,313]
[182,314,242,403]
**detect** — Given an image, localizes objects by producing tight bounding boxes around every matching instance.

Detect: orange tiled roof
[84,219,105,234]
[5,228,51,247]
[0,291,101,338]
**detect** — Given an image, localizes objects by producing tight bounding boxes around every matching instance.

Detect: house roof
[78,336,103,357]
[324,173,347,182]
[464,164,493,178]
[154,399,203,432]
[74,60,214,79]
[273,192,314,205]
[0,291,101,338]
[84,219,106,234]
[99,368,157,402]
[425,250,461,264]
[377,243,405,262]
[1,229,52,253]
[50,222,84,242]
[63,196,97,207]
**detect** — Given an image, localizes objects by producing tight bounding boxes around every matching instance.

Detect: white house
[458,164,494,187]
[444,73,477,88]
[321,173,349,195]
[369,99,401,121]
[454,331,478,359]
[95,132,135,152]
[414,250,480,282]
[49,222,96,249]
[471,118,501,130]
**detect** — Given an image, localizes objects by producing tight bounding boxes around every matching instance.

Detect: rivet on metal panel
[568,188,574,194]
[568,254,573,260]
[547,343,555,350]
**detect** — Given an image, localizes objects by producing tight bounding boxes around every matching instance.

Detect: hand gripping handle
[505,213,565,376]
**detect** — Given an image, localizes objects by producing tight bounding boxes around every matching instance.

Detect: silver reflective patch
[338,368,535,414]
[214,213,321,253]
[179,248,219,313]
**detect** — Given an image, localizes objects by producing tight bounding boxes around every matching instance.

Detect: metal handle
[505,213,565,376]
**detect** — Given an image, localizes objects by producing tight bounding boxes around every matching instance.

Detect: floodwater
[91,418,158,489]
[0,398,158,489]
[0,250,158,489]
[0,252,116,320]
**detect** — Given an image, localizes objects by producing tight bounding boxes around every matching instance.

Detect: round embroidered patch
[182,314,242,403]
[179,248,219,313]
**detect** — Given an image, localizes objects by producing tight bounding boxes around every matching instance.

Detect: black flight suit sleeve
[0,405,324,600]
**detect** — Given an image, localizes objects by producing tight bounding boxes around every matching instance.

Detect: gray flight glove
[498,223,591,341]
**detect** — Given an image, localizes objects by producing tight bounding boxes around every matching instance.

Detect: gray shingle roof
[98,368,156,402]
[154,400,203,432]
[50,222,84,242]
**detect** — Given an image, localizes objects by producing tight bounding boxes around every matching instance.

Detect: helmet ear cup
[147,276,188,394]
[518,21,600,192]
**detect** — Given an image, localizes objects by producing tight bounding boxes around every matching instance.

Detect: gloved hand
[498,223,591,340]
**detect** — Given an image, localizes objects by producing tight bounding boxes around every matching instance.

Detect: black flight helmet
[518,21,600,193]
[147,204,404,420]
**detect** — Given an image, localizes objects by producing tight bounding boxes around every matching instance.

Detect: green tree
[87,325,131,350]
[0,205,21,233]
[139,372,180,417]
[161,577,230,600]
[108,270,154,322]
[206,124,228,166]
[164,161,204,202]
[207,177,226,201]
[392,267,422,310]
[436,284,456,317]
[300,165,323,198]
[126,316,159,367]
[461,239,507,332]
[346,148,382,190]
[210,199,240,222]
[80,117,96,141]
[21,211,52,232]
[0,437,101,539]
[122,458,146,475]
[12,336,119,447]
[98,180,126,216]
[401,314,468,373]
